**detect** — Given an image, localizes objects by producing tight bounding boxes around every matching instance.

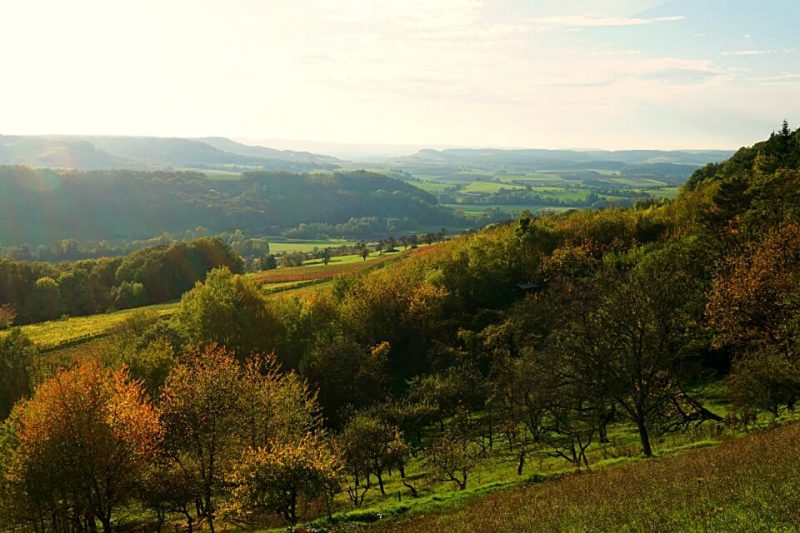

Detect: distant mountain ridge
[0,135,339,172]
[396,148,734,170]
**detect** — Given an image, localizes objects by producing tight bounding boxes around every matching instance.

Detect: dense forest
[0,167,461,245]
[1,124,800,531]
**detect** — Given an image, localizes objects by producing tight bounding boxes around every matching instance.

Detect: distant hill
[0,136,126,169]
[198,137,338,166]
[0,135,339,172]
[392,148,733,172]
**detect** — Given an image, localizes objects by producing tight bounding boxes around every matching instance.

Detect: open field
[268,239,360,254]
[460,181,526,194]
[6,303,178,350]
[180,167,244,180]
[405,167,685,217]
[252,250,406,284]
[377,420,800,532]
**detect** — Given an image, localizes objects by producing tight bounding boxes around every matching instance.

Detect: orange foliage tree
[0,361,161,532]
[708,223,800,415]
[159,344,329,531]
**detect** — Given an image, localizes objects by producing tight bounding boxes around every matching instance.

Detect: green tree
[0,329,36,420]
[173,267,284,360]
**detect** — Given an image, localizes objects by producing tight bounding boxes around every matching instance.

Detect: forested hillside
[1,125,800,531]
[0,167,456,244]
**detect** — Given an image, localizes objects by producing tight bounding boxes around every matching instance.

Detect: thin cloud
[749,73,800,83]
[530,15,684,31]
[722,50,774,56]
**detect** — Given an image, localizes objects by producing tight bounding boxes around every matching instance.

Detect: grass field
[268,239,359,254]
[6,303,178,350]
[460,181,526,194]
[494,173,567,183]
[378,420,800,532]
[252,250,404,284]
[180,167,243,180]
[445,204,573,216]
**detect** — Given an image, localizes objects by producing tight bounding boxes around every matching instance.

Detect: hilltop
[0,135,338,172]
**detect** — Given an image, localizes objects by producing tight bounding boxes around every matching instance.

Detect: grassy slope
[10,303,177,350]
[251,250,407,284]
[376,421,800,532]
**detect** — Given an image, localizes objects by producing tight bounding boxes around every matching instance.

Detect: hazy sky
[2,0,799,150]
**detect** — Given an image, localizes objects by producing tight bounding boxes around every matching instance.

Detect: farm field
[181,167,243,180]
[403,168,685,218]
[5,303,178,351]
[252,249,408,284]
[268,239,360,254]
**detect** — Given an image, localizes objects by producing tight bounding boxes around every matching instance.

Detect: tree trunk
[598,417,609,444]
[204,490,215,533]
[99,514,112,533]
[377,471,386,495]
[403,481,418,498]
[517,450,526,476]
[289,489,297,524]
[636,417,653,457]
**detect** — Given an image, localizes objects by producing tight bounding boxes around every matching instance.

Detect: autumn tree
[159,345,246,532]
[159,346,328,531]
[708,223,800,415]
[0,303,16,330]
[0,361,161,532]
[228,433,340,525]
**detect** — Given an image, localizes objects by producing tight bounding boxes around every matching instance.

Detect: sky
[2,0,799,151]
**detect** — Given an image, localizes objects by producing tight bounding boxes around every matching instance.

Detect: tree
[159,346,324,531]
[228,434,340,525]
[111,281,147,310]
[0,304,16,330]
[557,256,713,457]
[173,267,284,361]
[339,412,407,496]
[25,276,63,322]
[0,361,161,532]
[708,224,800,416]
[304,338,388,427]
[425,409,481,490]
[0,329,36,420]
[160,346,245,532]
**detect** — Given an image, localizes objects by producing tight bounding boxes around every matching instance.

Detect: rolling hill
[0,135,339,172]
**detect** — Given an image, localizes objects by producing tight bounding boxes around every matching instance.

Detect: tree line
[0,238,242,324]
